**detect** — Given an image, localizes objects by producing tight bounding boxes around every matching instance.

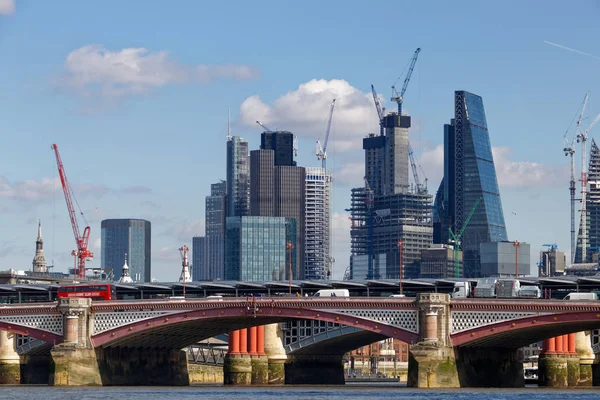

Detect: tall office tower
[363,113,410,196]
[32,220,47,273]
[101,219,151,282]
[433,90,508,277]
[261,131,296,166]
[249,149,306,278]
[305,167,331,280]
[225,216,297,281]
[350,111,432,280]
[250,150,275,216]
[226,136,250,217]
[575,139,600,263]
[205,181,226,280]
[192,236,206,281]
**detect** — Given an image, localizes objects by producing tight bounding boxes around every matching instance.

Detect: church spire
[32,220,47,273]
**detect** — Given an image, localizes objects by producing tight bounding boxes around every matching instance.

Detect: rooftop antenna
[226,107,232,141]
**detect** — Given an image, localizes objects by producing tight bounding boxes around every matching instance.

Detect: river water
[1,385,599,400]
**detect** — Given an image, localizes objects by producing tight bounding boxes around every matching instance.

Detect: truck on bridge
[452,279,541,299]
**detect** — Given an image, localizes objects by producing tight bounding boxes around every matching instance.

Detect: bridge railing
[187,344,227,365]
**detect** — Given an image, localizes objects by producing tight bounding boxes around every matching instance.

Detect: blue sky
[1,0,600,280]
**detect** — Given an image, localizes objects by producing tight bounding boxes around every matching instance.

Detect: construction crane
[51,143,93,280]
[372,84,425,193]
[391,47,421,116]
[564,93,587,264]
[449,197,482,278]
[315,99,336,171]
[576,98,600,263]
[256,121,271,132]
[542,243,559,251]
[371,84,385,136]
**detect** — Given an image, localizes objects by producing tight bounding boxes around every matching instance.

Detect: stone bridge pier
[408,293,524,388]
[50,298,189,386]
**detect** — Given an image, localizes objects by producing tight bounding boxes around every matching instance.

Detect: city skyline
[1,1,599,280]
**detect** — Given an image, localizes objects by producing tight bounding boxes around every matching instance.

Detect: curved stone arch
[91,305,418,348]
[452,311,600,348]
[0,321,62,345]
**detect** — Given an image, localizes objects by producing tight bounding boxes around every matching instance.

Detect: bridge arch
[0,321,62,345]
[452,311,600,348]
[91,304,418,349]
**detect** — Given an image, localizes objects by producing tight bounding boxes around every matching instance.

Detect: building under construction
[349,111,433,280]
[575,139,600,263]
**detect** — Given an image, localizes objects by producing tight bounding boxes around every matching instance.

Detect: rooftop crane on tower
[51,143,93,280]
[576,98,600,263]
[391,47,421,116]
[256,121,299,157]
[316,99,336,172]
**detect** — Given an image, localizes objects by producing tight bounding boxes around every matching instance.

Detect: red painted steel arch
[91,305,418,348]
[452,311,600,347]
[0,321,63,345]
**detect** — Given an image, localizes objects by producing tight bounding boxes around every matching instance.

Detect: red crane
[51,143,93,279]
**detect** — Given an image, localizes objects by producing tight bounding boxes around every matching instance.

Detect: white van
[564,292,597,300]
[315,289,349,297]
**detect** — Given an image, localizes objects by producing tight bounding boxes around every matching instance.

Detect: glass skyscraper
[433,90,507,277]
[192,236,206,281]
[205,181,226,280]
[226,136,250,217]
[224,216,297,282]
[101,219,151,282]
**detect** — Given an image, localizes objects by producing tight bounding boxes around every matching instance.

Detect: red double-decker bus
[57,284,116,301]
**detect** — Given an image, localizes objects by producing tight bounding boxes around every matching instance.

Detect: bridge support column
[575,331,594,386]
[251,326,268,385]
[0,330,20,384]
[285,354,345,385]
[224,329,251,385]
[539,337,567,388]
[264,323,287,385]
[408,293,459,388]
[50,298,102,386]
[567,333,580,386]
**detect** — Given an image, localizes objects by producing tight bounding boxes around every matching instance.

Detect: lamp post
[397,241,404,295]
[513,240,521,278]
[286,242,295,295]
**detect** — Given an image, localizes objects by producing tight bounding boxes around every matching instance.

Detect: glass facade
[433,91,507,277]
[205,181,226,280]
[226,136,250,217]
[225,216,297,282]
[261,131,295,167]
[101,219,151,282]
[192,236,205,281]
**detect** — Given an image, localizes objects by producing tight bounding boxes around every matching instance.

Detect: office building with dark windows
[226,136,250,218]
[205,181,226,280]
[261,131,296,166]
[249,149,306,278]
[192,236,206,281]
[224,216,297,281]
[101,219,151,282]
[433,90,508,277]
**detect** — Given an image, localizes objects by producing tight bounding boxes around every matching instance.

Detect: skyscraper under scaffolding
[349,112,433,280]
[575,139,600,263]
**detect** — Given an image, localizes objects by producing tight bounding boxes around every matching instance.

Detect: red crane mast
[51,143,93,279]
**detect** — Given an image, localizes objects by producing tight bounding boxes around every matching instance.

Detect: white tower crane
[316,99,336,172]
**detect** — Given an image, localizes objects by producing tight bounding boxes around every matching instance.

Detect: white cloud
[0,176,58,201]
[492,147,568,188]
[238,79,380,152]
[0,0,15,16]
[61,45,259,97]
